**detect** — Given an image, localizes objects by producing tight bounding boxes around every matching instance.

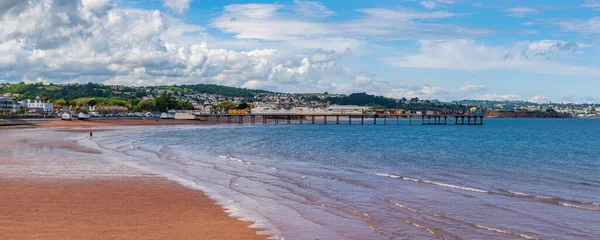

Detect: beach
[0,120,267,240]
[3,118,600,239]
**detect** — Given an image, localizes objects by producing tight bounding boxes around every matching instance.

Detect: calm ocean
[85,118,600,239]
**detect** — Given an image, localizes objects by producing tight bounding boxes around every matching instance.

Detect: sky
[0,0,599,103]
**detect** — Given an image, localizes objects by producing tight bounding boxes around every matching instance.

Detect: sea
[80,118,600,239]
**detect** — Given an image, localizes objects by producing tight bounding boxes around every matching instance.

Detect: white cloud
[293,0,334,18]
[0,0,21,14]
[162,0,193,14]
[383,39,600,76]
[420,0,457,9]
[527,40,578,54]
[582,0,600,11]
[224,4,282,19]
[211,3,490,52]
[0,0,365,94]
[506,7,538,18]
[354,75,373,86]
[474,94,521,101]
[23,77,49,85]
[457,84,485,92]
[309,48,352,63]
[383,83,486,101]
[553,17,600,34]
[529,95,549,103]
[420,1,437,9]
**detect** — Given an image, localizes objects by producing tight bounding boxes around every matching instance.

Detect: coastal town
[0,82,598,118]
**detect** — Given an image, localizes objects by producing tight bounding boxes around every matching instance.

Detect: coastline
[0,125,268,240]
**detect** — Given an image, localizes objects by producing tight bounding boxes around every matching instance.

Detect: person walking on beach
[90,132,92,138]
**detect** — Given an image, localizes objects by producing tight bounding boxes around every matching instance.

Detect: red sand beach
[0,124,268,240]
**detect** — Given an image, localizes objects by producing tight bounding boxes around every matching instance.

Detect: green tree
[177,100,195,110]
[137,100,155,112]
[153,94,177,112]
[53,99,68,108]
[216,101,238,110]
[237,102,249,110]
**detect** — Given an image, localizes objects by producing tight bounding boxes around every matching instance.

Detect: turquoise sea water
[89,118,600,239]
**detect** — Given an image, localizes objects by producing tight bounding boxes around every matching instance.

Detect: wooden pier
[191,113,484,125]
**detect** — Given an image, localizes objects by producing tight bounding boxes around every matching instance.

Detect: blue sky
[1,0,599,103]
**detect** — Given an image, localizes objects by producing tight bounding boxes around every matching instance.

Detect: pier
[191,113,484,126]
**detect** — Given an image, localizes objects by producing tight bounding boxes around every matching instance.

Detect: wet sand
[0,177,266,240]
[0,128,268,240]
[34,118,221,128]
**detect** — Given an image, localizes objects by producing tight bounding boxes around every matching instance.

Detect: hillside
[0,82,272,101]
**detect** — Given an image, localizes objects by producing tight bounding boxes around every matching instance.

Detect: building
[0,97,19,113]
[90,105,129,113]
[326,105,367,114]
[20,98,53,115]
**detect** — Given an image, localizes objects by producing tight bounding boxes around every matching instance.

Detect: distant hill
[0,82,141,101]
[327,93,467,110]
[0,82,273,101]
[327,93,398,108]
[158,84,272,98]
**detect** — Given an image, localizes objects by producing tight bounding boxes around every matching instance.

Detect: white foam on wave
[386,199,418,213]
[475,224,538,239]
[373,172,489,193]
[508,191,529,196]
[559,202,600,211]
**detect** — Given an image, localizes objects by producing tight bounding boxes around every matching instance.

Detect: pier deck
[190,113,484,125]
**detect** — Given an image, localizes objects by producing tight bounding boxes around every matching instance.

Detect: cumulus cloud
[0,0,22,16]
[162,0,193,14]
[382,83,487,101]
[309,48,352,63]
[529,95,549,103]
[383,39,600,76]
[0,0,363,94]
[526,40,578,57]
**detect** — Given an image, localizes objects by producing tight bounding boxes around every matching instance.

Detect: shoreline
[0,127,268,239]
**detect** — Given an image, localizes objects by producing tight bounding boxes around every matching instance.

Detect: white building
[326,105,367,114]
[20,98,54,115]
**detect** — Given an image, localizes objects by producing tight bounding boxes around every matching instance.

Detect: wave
[499,189,600,212]
[372,172,489,193]
[433,214,540,240]
[474,224,538,239]
[382,198,419,213]
[373,172,600,212]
